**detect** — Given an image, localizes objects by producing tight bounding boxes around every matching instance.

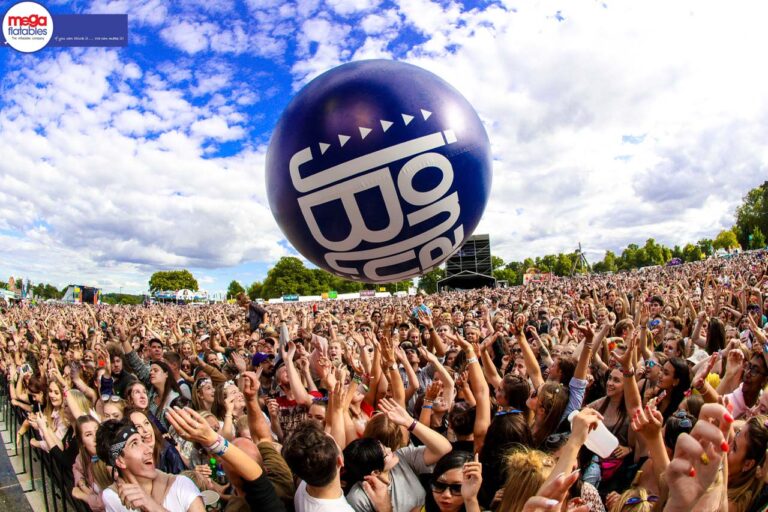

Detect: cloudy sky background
[1,0,766,295]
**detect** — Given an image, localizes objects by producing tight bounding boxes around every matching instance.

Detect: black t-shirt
[242,472,286,512]
[48,427,78,488]
[248,303,267,333]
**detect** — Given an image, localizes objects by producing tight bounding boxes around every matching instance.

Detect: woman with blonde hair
[497,447,554,511]
[606,486,658,512]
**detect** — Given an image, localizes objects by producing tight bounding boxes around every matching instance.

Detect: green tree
[643,238,667,266]
[491,256,505,271]
[149,270,199,292]
[493,267,518,285]
[713,229,739,251]
[247,281,263,300]
[260,257,315,298]
[227,280,246,299]
[749,226,766,249]
[697,239,714,257]
[593,250,618,273]
[102,293,143,305]
[735,181,768,248]
[682,243,703,262]
[418,267,445,294]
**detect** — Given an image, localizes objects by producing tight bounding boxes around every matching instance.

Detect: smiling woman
[96,419,205,512]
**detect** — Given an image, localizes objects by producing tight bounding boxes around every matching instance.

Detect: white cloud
[327,0,381,16]
[190,116,245,141]
[3,0,768,291]
[0,50,286,292]
[161,21,217,54]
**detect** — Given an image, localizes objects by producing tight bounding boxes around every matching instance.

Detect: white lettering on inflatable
[288,130,455,193]
[291,118,465,281]
[297,167,403,252]
[397,152,453,206]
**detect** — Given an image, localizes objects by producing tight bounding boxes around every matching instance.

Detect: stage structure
[437,234,496,291]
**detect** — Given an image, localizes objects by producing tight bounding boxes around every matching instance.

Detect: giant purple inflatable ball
[266,60,492,283]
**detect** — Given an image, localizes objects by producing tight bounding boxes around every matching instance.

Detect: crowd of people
[1,250,767,512]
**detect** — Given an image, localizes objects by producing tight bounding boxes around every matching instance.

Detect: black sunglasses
[431,481,462,496]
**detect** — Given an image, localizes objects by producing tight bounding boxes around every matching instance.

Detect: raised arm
[380,337,406,407]
[379,398,452,466]
[514,314,544,389]
[282,341,313,407]
[242,371,273,443]
[418,311,447,356]
[167,407,264,481]
[612,329,642,414]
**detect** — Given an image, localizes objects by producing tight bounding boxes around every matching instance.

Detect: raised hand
[663,403,732,512]
[378,397,413,427]
[522,470,587,512]
[424,380,443,402]
[461,453,482,501]
[116,477,165,512]
[230,351,247,374]
[692,353,718,390]
[418,309,433,329]
[165,406,218,446]
[630,402,664,441]
[569,408,603,447]
[241,370,262,402]
[362,474,393,512]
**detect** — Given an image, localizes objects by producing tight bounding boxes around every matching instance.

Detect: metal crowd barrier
[0,375,92,512]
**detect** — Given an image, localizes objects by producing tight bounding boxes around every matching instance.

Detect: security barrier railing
[0,375,92,512]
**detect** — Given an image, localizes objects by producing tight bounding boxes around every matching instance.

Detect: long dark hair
[661,357,691,419]
[706,317,726,354]
[424,451,474,512]
[597,368,628,439]
[478,412,532,508]
[124,407,166,466]
[150,361,180,410]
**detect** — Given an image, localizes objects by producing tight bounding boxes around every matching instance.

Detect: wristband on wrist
[422,405,433,410]
[407,419,418,432]
[622,367,635,378]
[466,357,479,365]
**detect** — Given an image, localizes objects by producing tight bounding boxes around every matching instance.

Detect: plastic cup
[568,410,618,459]
[201,490,220,511]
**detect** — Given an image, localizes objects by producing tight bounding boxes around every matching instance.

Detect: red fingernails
[721,441,730,453]
[724,412,734,423]
[689,467,697,477]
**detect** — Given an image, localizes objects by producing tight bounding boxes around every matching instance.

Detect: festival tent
[62,285,101,304]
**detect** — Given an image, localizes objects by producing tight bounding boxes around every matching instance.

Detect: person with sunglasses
[422,451,482,512]
[636,353,667,406]
[605,486,659,511]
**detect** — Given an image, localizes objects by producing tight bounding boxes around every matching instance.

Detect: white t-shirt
[294,481,355,512]
[102,475,201,512]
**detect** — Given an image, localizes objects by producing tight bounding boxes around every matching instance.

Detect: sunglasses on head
[431,481,463,496]
[101,394,121,402]
[645,360,657,368]
[625,495,659,505]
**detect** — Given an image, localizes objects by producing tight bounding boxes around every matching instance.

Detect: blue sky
[1,0,767,296]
